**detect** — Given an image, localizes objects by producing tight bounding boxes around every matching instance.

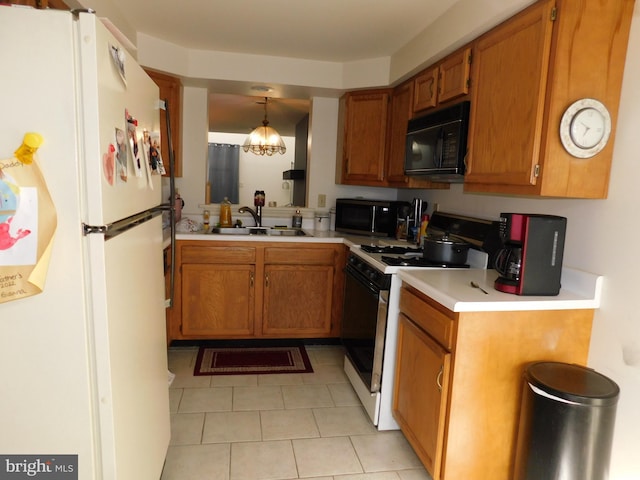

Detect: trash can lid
[525,362,620,406]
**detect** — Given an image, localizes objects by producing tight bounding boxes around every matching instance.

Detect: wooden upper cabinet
[386,81,450,190]
[465,0,634,198]
[336,90,390,186]
[438,48,472,103]
[144,69,183,178]
[386,82,414,185]
[413,65,439,112]
[413,47,471,114]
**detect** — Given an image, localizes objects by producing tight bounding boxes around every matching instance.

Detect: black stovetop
[380,255,470,268]
[360,245,421,255]
[359,211,502,269]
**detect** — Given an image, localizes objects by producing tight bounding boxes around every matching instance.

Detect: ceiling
[105,0,463,136]
[207,94,310,137]
[108,0,457,63]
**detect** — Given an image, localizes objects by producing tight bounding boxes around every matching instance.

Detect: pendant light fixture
[242,97,287,156]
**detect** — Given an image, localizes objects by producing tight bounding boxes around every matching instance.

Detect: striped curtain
[207,143,239,203]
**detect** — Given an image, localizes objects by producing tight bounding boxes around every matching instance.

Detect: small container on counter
[314,211,330,232]
[292,209,303,228]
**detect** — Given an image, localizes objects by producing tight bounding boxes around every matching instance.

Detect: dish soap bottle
[219,197,232,227]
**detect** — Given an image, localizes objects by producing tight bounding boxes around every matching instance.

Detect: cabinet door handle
[436,365,444,392]
[265,273,269,288]
[250,272,254,288]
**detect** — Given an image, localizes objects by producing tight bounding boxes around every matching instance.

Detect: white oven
[342,212,498,429]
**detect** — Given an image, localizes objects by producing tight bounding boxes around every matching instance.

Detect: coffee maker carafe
[494,213,567,295]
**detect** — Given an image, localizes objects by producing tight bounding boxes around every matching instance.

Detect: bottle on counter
[203,209,210,232]
[396,219,407,240]
[292,209,303,228]
[219,197,232,227]
[254,190,265,207]
[418,214,430,246]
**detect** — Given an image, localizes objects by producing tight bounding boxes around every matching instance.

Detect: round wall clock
[559,98,612,158]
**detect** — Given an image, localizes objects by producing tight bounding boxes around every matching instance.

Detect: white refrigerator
[0,7,170,479]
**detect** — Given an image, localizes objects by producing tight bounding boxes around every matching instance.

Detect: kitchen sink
[267,228,307,236]
[209,227,307,236]
[209,227,253,235]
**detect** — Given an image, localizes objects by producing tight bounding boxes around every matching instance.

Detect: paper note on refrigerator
[0,135,57,304]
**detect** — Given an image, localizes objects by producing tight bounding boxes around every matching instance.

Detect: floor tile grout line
[164,346,430,480]
[347,434,367,476]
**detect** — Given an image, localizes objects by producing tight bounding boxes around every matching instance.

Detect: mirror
[207,94,310,207]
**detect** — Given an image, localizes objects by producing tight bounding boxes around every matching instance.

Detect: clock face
[560,99,612,158]
[569,108,605,149]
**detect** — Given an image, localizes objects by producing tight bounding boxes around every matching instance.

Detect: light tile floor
[162,345,433,480]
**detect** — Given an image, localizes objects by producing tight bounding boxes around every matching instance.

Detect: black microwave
[335,199,410,237]
[404,101,470,182]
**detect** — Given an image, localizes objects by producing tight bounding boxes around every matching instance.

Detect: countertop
[398,267,603,312]
[173,229,369,245]
[167,228,603,313]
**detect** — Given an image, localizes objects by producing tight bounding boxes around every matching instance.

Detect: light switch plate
[318,194,326,208]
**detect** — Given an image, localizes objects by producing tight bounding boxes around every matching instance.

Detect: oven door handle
[370,290,388,393]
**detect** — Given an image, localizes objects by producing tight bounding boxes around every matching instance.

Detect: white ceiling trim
[137,33,392,95]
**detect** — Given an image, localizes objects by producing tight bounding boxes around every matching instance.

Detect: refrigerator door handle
[161,97,177,309]
[83,209,162,240]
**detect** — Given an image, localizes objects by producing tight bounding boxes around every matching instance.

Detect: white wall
[171,86,208,214]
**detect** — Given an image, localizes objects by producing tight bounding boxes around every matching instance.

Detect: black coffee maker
[494,213,567,296]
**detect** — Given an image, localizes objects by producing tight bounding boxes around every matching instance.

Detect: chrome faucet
[238,206,261,227]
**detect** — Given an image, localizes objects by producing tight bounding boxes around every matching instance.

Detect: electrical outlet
[318,194,326,208]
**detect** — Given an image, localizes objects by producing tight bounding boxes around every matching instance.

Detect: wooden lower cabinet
[393,285,594,480]
[394,314,451,479]
[263,265,333,336]
[182,263,255,337]
[168,240,345,341]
